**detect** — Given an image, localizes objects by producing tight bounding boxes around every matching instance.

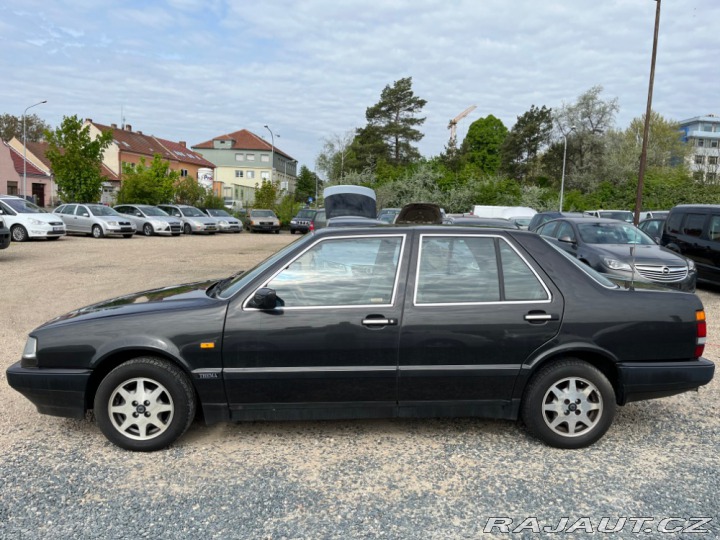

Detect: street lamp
[263,125,275,183]
[23,100,47,200]
[559,125,575,212]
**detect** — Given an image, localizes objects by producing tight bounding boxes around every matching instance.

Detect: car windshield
[141,207,169,217]
[87,204,118,216]
[217,235,311,299]
[181,207,205,217]
[598,211,633,222]
[2,198,45,213]
[296,209,316,218]
[578,222,655,245]
[252,210,276,218]
[206,209,231,217]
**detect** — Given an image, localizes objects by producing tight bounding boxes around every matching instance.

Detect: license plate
[53,227,64,232]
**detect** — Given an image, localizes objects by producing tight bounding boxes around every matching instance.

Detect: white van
[0,195,66,242]
[470,205,537,220]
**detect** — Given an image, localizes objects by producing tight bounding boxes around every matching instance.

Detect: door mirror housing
[248,288,278,310]
[559,235,576,245]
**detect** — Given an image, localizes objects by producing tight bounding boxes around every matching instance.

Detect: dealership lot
[1,233,719,538]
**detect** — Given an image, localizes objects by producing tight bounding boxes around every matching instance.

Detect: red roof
[192,129,294,160]
[89,121,215,169]
[5,142,49,177]
[23,139,119,181]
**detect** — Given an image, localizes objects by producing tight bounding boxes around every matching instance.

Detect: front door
[398,233,564,417]
[31,183,45,207]
[222,233,409,420]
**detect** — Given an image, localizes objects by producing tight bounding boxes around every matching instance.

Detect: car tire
[94,357,196,452]
[143,223,154,237]
[290,229,295,235]
[184,224,192,235]
[11,225,28,242]
[92,225,104,239]
[521,359,615,449]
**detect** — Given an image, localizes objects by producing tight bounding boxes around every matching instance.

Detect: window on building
[6,181,18,195]
[235,153,244,161]
[697,139,705,147]
[711,140,719,148]
[235,170,244,178]
[247,171,255,179]
[695,155,705,165]
[281,181,289,191]
[693,171,705,181]
[709,156,718,165]
[707,173,718,183]
[261,154,269,162]
[180,169,188,177]
[261,171,269,180]
[246,154,255,161]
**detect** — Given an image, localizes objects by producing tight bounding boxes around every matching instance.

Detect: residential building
[679,114,720,183]
[192,129,297,208]
[0,140,53,206]
[84,120,217,202]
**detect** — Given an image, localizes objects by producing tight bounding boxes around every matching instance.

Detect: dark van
[662,205,720,285]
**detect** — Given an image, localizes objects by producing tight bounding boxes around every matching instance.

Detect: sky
[2,0,718,173]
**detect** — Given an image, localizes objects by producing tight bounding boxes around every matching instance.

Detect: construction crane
[448,105,477,147]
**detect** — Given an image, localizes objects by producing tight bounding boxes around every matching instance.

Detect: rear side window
[682,213,706,237]
[665,212,683,234]
[708,215,720,242]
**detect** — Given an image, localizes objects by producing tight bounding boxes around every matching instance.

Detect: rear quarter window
[682,213,707,237]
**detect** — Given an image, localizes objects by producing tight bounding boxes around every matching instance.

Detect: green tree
[254,179,279,209]
[316,131,354,183]
[275,193,301,226]
[45,115,113,202]
[1,113,50,143]
[174,176,206,205]
[460,115,508,175]
[295,165,321,203]
[500,105,553,182]
[355,77,427,167]
[116,155,176,205]
[198,191,225,209]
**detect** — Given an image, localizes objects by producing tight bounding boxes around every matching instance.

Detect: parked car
[377,208,401,223]
[7,225,714,451]
[200,208,242,233]
[114,204,182,236]
[0,195,65,242]
[308,209,327,232]
[244,209,280,234]
[583,210,634,223]
[54,204,136,238]
[395,203,444,225]
[289,208,317,234]
[509,216,533,229]
[157,204,218,235]
[0,216,10,250]
[443,215,520,229]
[528,211,586,232]
[637,217,666,243]
[642,210,669,220]
[661,204,720,286]
[536,217,696,291]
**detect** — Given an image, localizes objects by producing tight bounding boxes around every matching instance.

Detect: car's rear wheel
[92,225,104,238]
[94,357,196,451]
[521,359,615,449]
[11,225,28,242]
[143,223,154,236]
[184,224,192,235]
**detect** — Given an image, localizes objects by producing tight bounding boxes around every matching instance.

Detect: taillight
[695,310,706,358]
[309,222,315,232]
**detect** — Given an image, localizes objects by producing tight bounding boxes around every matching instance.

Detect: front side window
[265,236,404,308]
[414,235,548,305]
[682,213,706,237]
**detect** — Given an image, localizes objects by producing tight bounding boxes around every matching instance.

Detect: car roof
[550,217,630,224]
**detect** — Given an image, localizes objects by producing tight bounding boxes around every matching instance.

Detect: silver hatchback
[113,204,183,236]
[157,204,219,235]
[54,204,136,238]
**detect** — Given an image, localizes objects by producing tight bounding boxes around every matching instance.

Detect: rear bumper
[617,358,714,404]
[6,362,90,418]
[0,228,10,249]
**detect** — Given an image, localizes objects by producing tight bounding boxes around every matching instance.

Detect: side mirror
[558,235,576,245]
[248,287,278,310]
[82,213,90,217]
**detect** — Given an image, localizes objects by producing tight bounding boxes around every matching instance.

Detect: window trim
[413,233,552,307]
[243,233,408,311]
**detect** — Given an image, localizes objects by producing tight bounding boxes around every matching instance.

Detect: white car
[0,195,65,242]
[54,203,136,238]
[113,204,183,236]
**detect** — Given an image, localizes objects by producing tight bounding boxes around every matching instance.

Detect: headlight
[219,220,229,225]
[22,336,37,361]
[250,220,256,225]
[687,258,696,271]
[192,220,203,227]
[28,218,45,226]
[603,258,632,271]
[151,220,165,228]
[106,221,119,226]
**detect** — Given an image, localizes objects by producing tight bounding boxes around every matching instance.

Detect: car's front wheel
[143,223,154,236]
[184,224,192,235]
[521,359,615,449]
[11,225,28,242]
[92,225,104,238]
[94,357,196,451]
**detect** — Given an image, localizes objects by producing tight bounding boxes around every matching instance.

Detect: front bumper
[218,222,242,232]
[6,362,91,418]
[617,358,714,404]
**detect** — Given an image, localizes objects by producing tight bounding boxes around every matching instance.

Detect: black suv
[289,208,317,234]
[0,216,10,250]
[662,205,720,285]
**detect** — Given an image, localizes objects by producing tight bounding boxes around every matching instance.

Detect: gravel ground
[1,232,719,539]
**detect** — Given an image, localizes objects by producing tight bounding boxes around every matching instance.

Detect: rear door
[398,232,564,417]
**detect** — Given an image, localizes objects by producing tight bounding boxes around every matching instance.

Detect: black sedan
[535,217,697,291]
[7,226,714,451]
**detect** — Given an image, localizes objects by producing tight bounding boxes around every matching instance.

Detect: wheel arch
[85,348,202,416]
